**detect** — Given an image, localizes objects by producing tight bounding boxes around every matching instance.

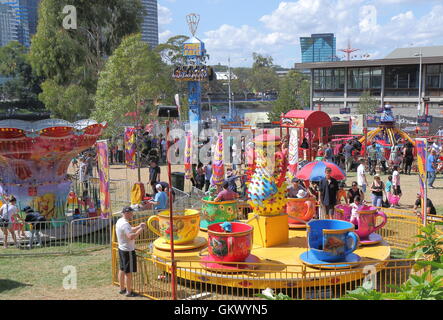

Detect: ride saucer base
[299,250,361,269]
[359,233,383,245]
[200,254,261,272]
[288,223,307,229]
[153,237,207,251]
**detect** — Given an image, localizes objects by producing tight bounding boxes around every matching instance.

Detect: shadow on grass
[0,279,32,293]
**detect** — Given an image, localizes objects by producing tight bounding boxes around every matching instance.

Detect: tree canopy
[268,70,310,121]
[93,34,173,136]
[29,0,143,120]
[357,91,378,115]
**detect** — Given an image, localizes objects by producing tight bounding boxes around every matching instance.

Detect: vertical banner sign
[184,131,192,179]
[415,138,428,224]
[288,128,299,175]
[124,127,137,169]
[212,133,225,185]
[96,140,111,218]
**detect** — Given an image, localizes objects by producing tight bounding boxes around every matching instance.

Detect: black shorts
[393,185,402,195]
[118,249,137,273]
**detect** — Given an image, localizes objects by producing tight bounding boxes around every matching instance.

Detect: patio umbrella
[295,161,346,182]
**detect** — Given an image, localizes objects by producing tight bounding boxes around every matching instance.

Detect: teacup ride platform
[149,224,391,290]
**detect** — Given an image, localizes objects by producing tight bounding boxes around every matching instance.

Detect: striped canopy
[295,161,346,182]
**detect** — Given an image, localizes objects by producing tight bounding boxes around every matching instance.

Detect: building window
[426,64,443,89]
[313,68,345,90]
[385,65,419,89]
[347,67,382,90]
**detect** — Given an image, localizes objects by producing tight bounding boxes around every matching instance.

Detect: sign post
[415,138,428,225]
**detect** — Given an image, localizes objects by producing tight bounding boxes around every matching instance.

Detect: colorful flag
[415,138,427,223]
[96,140,111,218]
[288,128,299,175]
[184,131,193,179]
[212,133,225,185]
[124,127,137,169]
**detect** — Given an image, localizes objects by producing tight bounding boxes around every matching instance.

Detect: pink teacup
[351,206,387,240]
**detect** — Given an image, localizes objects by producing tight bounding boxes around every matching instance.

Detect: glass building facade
[141,0,159,48]
[300,33,337,63]
[0,2,17,46]
[0,0,37,47]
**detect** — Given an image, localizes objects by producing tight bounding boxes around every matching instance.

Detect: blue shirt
[205,165,212,180]
[154,192,168,210]
[427,155,437,172]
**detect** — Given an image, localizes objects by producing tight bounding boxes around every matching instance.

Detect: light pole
[314,97,325,111]
[228,57,233,120]
[414,49,423,117]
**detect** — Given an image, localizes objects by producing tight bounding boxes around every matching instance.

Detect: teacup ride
[334,204,352,221]
[300,219,361,269]
[352,206,388,245]
[200,197,239,231]
[199,221,260,272]
[286,197,316,229]
[147,209,207,251]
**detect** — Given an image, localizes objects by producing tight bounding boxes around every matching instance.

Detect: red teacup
[205,222,253,263]
[351,206,388,240]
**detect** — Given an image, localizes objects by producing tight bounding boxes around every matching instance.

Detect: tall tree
[0,41,42,102]
[268,70,310,121]
[357,91,378,115]
[93,34,173,136]
[154,35,189,66]
[250,52,279,93]
[29,0,143,120]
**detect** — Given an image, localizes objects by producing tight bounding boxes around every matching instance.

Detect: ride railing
[110,209,431,300]
[111,252,426,300]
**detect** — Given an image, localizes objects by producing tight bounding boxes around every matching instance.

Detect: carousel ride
[148,130,392,290]
[0,119,105,224]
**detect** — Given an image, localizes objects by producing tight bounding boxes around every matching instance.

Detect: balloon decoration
[247,132,288,216]
[0,119,105,221]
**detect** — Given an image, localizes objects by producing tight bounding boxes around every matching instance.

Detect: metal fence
[111,209,432,300]
[0,216,113,256]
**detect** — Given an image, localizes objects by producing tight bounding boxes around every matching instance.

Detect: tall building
[300,33,337,63]
[0,0,39,47]
[21,0,40,37]
[0,2,17,47]
[141,0,159,48]
[0,0,30,47]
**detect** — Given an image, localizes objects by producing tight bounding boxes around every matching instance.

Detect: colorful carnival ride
[0,119,105,222]
[359,104,415,147]
[148,127,391,290]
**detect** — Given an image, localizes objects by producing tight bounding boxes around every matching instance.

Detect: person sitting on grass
[214,181,239,202]
[413,193,437,217]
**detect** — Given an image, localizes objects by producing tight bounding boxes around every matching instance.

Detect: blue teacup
[307,219,359,262]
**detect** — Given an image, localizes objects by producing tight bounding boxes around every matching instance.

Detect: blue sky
[158,0,443,68]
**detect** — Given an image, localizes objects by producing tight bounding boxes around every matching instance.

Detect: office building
[0,2,17,46]
[0,0,30,47]
[300,33,337,63]
[295,46,443,112]
[141,0,159,48]
[22,0,39,37]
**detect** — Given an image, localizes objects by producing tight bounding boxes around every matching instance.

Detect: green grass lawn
[0,248,120,300]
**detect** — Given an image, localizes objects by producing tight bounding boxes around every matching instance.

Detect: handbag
[0,217,9,228]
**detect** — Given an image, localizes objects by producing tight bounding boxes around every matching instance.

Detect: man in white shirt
[357,160,367,193]
[116,206,146,297]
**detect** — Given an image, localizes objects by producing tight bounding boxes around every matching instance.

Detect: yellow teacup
[147,209,200,244]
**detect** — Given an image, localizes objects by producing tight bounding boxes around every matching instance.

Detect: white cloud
[158,5,172,26]
[198,0,443,67]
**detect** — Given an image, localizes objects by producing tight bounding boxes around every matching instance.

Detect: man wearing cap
[287,178,306,198]
[116,206,146,297]
[149,184,168,210]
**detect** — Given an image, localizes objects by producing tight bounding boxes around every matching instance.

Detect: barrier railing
[111,209,431,300]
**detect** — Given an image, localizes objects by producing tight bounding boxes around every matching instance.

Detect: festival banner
[212,133,225,185]
[184,131,193,179]
[96,140,111,218]
[288,128,299,175]
[415,138,427,224]
[124,127,137,169]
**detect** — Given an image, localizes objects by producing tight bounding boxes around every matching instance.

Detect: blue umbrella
[296,161,346,182]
